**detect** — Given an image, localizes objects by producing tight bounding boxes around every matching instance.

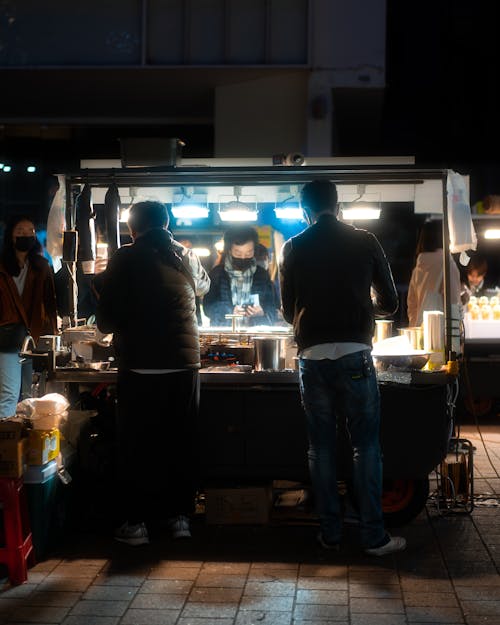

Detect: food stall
[33,160,462,526]
[460,214,500,415]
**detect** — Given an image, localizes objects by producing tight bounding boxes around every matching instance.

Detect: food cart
[34,160,461,526]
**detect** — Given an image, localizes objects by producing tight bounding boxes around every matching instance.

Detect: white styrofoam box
[463,318,500,339]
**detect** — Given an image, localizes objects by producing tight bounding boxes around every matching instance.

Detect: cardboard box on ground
[205,486,273,525]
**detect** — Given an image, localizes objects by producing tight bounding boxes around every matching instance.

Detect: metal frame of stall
[63,164,455,362]
[61,163,475,520]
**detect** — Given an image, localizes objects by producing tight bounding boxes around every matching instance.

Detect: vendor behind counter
[203,226,277,326]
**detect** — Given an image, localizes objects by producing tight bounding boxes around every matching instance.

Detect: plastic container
[24,460,60,559]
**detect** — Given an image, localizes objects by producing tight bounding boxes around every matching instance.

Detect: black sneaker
[317,532,340,551]
[114,521,149,546]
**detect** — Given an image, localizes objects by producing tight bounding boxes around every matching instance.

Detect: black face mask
[231,256,253,271]
[15,236,36,252]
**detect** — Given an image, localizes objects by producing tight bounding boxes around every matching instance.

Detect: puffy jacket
[203,263,277,326]
[279,214,398,350]
[0,256,57,343]
[96,228,209,369]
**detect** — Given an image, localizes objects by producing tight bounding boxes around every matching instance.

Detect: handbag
[0,323,27,352]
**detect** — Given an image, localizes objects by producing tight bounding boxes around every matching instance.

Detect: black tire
[381,477,430,527]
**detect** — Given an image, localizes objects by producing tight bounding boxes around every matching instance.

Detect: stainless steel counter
[50,367,452,386]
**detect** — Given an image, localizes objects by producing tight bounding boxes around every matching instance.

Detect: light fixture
[275,205,304,220]
[214,239,224,253]
[340,184,381,221]
[341,206,381,220]
[3,165,12,173]
[484,229,500,240]
[120,207,131,223]
[172,187,209,219]
[218,186,258,222]
[26,165,36,173]
[192,247,211,257]
[0,163,4,170]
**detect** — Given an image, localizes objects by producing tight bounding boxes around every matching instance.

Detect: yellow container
[27,428,60,466]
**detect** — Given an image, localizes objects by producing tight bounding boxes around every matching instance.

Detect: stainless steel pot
[253,337,286,371]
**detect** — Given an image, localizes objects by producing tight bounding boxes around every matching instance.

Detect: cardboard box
[0,420,27,478]
[27,428,60,466]
[205,486,272,525]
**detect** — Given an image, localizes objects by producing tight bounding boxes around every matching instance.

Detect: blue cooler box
[24,460,59,559]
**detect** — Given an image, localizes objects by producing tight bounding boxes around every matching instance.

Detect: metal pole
[441,171,453,360]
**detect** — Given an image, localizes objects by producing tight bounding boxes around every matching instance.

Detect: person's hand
[233,305,246,316]
[245,304,264,317]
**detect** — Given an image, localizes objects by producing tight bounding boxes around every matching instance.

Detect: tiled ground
[1,421,500,625]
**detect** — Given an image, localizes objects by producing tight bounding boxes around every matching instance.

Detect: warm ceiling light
[274,206,304,220]
[171,204,209,219]
[342,206,381,220]
[484,229,500,240]
[192,247,211,257]
[120,207,131,223]
[219,201,258,222]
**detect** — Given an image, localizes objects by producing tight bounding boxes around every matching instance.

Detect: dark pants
[116,369,200,524]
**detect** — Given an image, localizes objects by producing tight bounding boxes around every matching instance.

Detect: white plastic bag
[446,170,477,262]
[17,393,69,430]
[46,175,67,259]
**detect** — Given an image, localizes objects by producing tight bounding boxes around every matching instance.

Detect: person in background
[461,254,490,302]
[279,179,405,556]
[203,226,277,326]
[0,215,57,418]
[407,220,461,327]
[96,201,210,546]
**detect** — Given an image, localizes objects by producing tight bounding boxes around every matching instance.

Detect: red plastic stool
[0,477,35,585]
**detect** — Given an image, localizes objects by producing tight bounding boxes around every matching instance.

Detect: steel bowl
[372,351,431,372]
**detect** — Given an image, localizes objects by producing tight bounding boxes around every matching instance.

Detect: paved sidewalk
[1,422,500,625]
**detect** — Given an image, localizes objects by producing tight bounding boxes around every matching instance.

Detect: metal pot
[253,337,286,371]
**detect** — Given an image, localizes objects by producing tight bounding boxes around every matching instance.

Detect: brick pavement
[1,423,500,625]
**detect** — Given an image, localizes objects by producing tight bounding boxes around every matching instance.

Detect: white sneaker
[365,534,406,556]
[168,515,191,539]
[114,522,149,546]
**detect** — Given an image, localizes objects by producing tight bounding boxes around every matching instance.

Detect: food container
[374,319,393,343]
[398,327,423,350]
[253,337,286,371]
[372,351,431,371]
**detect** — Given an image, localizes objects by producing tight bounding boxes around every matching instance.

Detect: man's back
[97,229,200,369]
[280,214,398,350]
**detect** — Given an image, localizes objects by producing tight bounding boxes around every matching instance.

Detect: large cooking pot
[253,337,286,371]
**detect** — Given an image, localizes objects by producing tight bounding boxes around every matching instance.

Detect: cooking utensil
[253,337,285,371]
[372,351,431,371]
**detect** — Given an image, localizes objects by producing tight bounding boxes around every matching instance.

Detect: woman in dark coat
[0,215,57,418]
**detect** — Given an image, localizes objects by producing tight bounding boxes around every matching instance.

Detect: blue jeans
[0,351,33,419]
[299,350,386,548]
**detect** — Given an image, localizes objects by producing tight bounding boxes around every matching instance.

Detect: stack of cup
[423,311,444,369]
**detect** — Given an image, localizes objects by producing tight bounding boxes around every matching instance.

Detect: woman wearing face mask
[203,226,277,327]
[0,215,57,418]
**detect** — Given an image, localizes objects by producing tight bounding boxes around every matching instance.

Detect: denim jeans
[299,350,385,548]
[0,351,33,418]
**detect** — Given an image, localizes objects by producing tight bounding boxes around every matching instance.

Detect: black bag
[0,323,27,351]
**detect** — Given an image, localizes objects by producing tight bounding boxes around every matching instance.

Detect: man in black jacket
[279,180,406,556]
[96,201,210,545]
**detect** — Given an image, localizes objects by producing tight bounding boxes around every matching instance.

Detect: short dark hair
[128,200,169,234]
[467,254,488,276]
[223,226,259,252]
[300,180,338,214]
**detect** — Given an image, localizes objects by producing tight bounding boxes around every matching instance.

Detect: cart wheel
[381,478,430,527]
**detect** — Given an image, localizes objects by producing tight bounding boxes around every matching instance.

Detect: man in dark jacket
[203,226,277,326]
[96,201,210,545]
[279,179,406,556]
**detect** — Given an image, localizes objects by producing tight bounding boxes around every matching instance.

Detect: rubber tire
[381,477,430,527]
